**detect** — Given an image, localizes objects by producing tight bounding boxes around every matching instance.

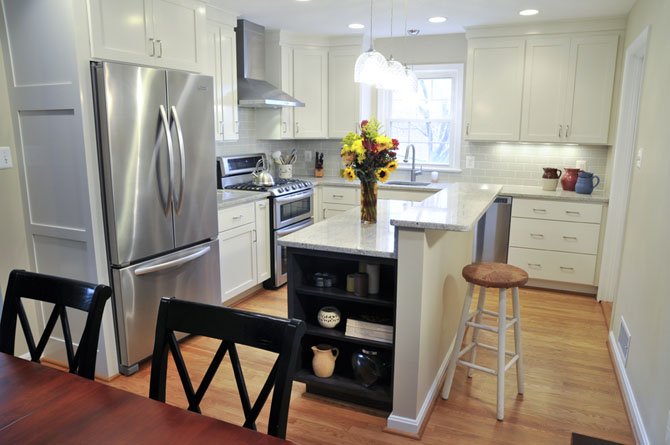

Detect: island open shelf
[287,248,397,411]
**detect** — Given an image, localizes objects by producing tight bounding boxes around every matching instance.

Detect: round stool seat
[462,262,528,289]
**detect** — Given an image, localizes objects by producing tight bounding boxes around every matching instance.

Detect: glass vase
[360,181,378,224]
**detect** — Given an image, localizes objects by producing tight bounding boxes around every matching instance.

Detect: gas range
[225,178,313,197]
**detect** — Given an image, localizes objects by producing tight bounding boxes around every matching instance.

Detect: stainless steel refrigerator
[92,61,220,376]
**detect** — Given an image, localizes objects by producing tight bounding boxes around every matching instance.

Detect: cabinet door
[204,23,224,141]
[464,38,525,141]
[152,0,206,72]
[255,200,271,283]
[293,47,328,138]
[520,37,571,142]
[89,0,153,65]
[219,224,257,304]
[220,27,239,140]
[564,34,619,144]
[328,47,359,137]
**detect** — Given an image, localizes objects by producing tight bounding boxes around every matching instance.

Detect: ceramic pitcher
[561,168,581,191]
[575,171,601,194]
[542,167,562,179]
[312,344,339,378]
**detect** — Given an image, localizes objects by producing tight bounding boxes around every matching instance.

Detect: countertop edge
[217,191,270,210]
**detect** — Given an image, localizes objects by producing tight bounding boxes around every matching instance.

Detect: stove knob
[291,184,297,190]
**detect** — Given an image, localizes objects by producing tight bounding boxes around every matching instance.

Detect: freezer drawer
[111,240,220,375]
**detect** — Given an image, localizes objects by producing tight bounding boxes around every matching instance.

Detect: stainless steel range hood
[236,19,304,108]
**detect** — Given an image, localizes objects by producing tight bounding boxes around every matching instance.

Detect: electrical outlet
[304,150,313,162]
[466,155,475,169]
[0,146,12,169]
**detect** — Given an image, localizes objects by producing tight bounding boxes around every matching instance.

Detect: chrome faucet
[403,144,423,182]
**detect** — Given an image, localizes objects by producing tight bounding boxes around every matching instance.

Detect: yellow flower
[351,139,366,162]
[342,167,357,181]
[375,167,390,183]
[375,135,393,150]
[386,160,398,172]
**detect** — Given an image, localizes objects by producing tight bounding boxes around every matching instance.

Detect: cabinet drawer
[508,247,596,285]
[510,218,600,254]
[512,199,602,223]
[322,186,358,205]
[218,202,255,232]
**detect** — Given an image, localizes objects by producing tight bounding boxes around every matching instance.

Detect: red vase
[561,168,581,191]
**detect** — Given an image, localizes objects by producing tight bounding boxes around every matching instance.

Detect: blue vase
[575,171,600,195]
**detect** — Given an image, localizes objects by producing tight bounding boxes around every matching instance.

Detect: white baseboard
[608,331,649,445]
[386,339,455,435]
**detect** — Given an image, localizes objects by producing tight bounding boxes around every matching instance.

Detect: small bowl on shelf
[313,272,337,288]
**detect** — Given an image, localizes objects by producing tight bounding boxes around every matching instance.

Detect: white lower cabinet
[320,186,358,220]
[378,188,435,202]
[218,199,270,304]
[508,198,603,287]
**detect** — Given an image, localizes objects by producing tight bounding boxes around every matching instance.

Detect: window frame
[377,63,464,172]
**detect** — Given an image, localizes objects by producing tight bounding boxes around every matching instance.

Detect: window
[378,64,464,171]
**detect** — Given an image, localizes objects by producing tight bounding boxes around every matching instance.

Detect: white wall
[610,0,670,443]
[375,34,467,65]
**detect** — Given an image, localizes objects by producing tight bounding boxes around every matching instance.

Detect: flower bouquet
[341,118,399,223]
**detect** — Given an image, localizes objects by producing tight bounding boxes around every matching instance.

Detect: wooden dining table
[0,352,290,444]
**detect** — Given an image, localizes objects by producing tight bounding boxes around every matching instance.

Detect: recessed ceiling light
[348,23,365,29]
[519,9,539,16]
[428,16,447,23]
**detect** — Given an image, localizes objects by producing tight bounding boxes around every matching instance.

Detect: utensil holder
[279,164,293,179]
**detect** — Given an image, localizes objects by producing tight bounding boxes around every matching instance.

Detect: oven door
[273,217,314,287]
[273,189,313,230]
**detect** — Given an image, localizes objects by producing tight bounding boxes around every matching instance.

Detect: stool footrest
[457,342,477,359]
[476,342,516,357]
[465,317,518,333]
[504,354,520,372]
[481,308,514,321]
[457,360,497,376]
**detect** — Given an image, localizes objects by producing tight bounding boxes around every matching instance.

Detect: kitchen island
[279,183,502,436]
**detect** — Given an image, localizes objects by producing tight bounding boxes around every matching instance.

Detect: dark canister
[351,349,388,387]
[575,171,601,195]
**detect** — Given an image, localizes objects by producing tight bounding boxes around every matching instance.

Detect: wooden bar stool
[441,262,528,420]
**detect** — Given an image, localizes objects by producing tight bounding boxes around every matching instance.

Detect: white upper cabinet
[328,46,360,138]
[292,47,328,138]
[89,0,206,72]
[521,34,619,144]
[464,38,526,142]
[204,9,239,141]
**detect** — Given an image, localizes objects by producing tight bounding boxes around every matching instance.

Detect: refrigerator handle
[159,105,174,215]
[170,106,186,215]
[134,246,211,276]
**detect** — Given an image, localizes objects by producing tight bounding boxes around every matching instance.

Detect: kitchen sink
[386,180,432,186]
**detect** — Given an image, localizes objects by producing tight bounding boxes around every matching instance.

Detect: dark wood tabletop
[0,353,290,444]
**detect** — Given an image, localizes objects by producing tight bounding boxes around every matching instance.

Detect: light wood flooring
[104,286,634,444]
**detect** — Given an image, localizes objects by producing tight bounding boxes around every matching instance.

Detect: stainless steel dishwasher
[473,196,513,263]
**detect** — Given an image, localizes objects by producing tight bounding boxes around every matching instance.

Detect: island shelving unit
[287,248,397,411]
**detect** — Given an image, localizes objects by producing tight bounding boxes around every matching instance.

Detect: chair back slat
[0,270,112,380]
[149,297,305,439]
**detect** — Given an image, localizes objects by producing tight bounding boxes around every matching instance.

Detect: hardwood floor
[104,287,634,444]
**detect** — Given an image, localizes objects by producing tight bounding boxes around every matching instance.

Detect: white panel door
[152,0,205,72]
[464,38,525,141]
[328,46,359,137]
[220,26,239,141]
[204,23,224,141]
[564,34,619,144]
[520,37,571,142]
[89,0,153,65]
[255,200,271,283]
[219,224,257,304]
[293,47,328,139]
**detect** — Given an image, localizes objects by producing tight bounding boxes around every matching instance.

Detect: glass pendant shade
[378,58,405,90]
[404,66,419,94]
[354,48,388,85]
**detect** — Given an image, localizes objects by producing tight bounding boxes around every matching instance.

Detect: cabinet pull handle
[220,121,224,136]
[527,263,542,269]
[253,229,257,243]
[332,194,344,199]
[466,123,470,136]
[532,208,547,213]
[565,210,581,216]
[258,202,266,208]
[295,122,300,134]
[558,125,563,138]
[156,40,163,58]
[149,38,155,56]
[234,121,239,133]
[530,233,544,239]
[565,124,570,138]
[563,236,578,241]
[232,215,243,220]
[281,122,287,134]
[560,266,575,271]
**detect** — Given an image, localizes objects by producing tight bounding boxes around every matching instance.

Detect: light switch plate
[0,146,13,169]
[465,155,475,169]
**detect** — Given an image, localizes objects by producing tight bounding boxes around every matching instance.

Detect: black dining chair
[149,297,306,439]
[0,269,112,380]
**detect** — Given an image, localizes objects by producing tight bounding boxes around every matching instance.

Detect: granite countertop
[279,183,503,257]
[217,189,270,209]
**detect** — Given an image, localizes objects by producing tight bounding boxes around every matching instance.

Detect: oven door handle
[274,188,313,204]
[276,218,314,236]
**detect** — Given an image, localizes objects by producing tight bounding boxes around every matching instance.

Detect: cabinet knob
[565,124,570,138]
[558,125,563,138]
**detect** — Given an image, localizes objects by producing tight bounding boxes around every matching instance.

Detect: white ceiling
[210,0,635,36]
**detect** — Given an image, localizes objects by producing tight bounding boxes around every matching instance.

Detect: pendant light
[354,0,388,85]
[378,0,406,90]
[400,0,418,94]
